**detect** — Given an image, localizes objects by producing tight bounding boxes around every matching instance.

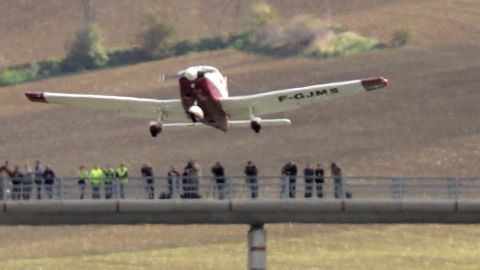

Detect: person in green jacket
[89,165,104,199]
[116,163,128,199]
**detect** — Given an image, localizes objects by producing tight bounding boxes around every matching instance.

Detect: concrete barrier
[1,199,480,225]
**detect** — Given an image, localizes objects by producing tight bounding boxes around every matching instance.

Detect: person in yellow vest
[116,163,128,199]
[77,165,89,199]
[103,165,115,199]
[89,165,104,199]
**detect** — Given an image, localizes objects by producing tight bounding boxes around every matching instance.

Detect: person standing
[182,162,193,199]
[77,165,88,200]
[191,160,201,199]
[315,163,325,198]
[331,162,343,199]
[282,161,297,198]
[0,161,12,200]
[10,165,23,200]
[22,163,33,200]
[43,165,55,199]
[34,160,44,200]
[304,164,315,198]
[244,161,259,199]
[103,165,115,199]
[211,162,225,200]
[182,160,201,199]
[141,164,155,199]
[89,165,103,199]
[116,163,129,199]
[166,166,180,199]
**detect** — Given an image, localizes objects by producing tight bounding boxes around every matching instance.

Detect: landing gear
[149,122,162,137]
[149,110,164,137]
[249,108,262,133]
[250,120,261,133]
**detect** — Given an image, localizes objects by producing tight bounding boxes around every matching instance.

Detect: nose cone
[185,67,198,81]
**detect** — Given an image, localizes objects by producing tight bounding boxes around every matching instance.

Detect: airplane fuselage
[178,66,230,131]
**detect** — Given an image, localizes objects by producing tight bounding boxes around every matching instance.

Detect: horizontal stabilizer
[162,119,291,129]
[229,119,291,128]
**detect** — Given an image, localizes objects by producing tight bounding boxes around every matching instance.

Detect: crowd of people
[0,159,348,200]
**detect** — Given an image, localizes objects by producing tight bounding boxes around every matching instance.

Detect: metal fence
[1,176,479,201]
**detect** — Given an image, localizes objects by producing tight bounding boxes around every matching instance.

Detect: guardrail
[1,176,479,201]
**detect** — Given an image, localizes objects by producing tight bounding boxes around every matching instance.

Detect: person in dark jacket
[34,160,44,200]
[77,165,88,200]
[211,162,225,199]
[10,165,23,200]
[244,161,259,199]
[315,163,325,198]
[304,164,315,198]
[182,160,201,199]
[22,163,33,200]
[282,161,297,198]
[165,166,180,199]
[43,165,55,199]
[331,162,343,199]
[141,164,154,199]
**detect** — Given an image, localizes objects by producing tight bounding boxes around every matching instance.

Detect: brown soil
[1,0,480,177]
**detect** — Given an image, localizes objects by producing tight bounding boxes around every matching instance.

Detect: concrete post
[248,224,267,270]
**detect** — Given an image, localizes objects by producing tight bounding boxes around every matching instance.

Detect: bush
[174,40,195,56]
[0,67,36,86]
[37,58,63,77]
[106,48,150,67]
[194,36,229,51]
[390,26,412,48]
[227,32,257,50]
[254,16,322,56]
[307,31,379,58]
[248,1,279,30]
[62,23,109,72]
[141,12,176,59]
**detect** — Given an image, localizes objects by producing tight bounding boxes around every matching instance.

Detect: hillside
[1,0,480,177]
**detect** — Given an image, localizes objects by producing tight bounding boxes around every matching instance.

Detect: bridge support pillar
[248,223,267,270]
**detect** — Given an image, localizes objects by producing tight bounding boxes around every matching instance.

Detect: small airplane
[25,66,388,137]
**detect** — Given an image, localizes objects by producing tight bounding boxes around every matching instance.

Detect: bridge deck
[2,199,480,225]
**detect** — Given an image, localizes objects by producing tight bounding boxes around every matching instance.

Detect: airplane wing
[25,92,188,122]
[220,77,388,119]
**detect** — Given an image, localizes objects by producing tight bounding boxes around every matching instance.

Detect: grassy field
[0,224,479,269]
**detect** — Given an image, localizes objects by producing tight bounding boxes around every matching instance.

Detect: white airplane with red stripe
[25,66,388,137]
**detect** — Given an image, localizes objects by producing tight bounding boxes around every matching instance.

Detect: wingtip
[25,92,47,103]
[361,77,389,91]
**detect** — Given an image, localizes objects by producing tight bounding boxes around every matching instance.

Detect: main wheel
[149,125,162,137]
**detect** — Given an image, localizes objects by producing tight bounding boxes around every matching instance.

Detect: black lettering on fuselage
[294,93,305,99]
[278,88,340,102]
[315,89,328,96]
